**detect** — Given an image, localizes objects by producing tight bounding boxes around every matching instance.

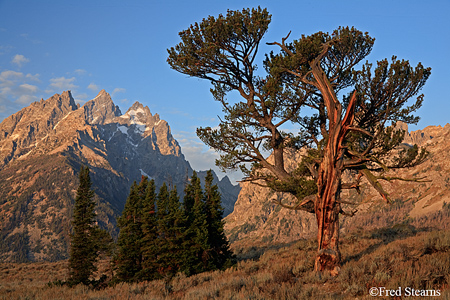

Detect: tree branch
[271,194,315,213]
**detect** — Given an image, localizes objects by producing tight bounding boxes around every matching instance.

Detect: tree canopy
[167,7,431,274]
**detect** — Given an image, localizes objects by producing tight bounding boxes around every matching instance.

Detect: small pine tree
[156,184,186,279]
[183,171,202,218]
[139,178,159,281]
[182,171,212,275]
[68,166,101,285]
[114,178,147,282]
[203,170,235,270]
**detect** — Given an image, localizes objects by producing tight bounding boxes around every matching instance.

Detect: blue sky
[0,0,449,182]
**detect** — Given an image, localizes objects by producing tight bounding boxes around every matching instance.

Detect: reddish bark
[311,61,358,274]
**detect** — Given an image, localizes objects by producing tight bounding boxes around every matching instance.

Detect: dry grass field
[1,204,449,299]
[1,222,450,299]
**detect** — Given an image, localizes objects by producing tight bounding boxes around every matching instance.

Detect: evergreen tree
[167,186,187,275]
[183,171,202,219]
[114,178,147,282]
[113,173,235,282]
[139,178,159,281]
[156,183,185,279]
[181,172,202,275]
[203,170,235,270]
[68,166,101,285]
[183,184,210,275]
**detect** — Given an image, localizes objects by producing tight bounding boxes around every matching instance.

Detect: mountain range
[0,90,239,262]
[2,89,449,263]
[224,122,450,248]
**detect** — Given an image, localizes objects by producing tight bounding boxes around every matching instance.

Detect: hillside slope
[224,123,450,247]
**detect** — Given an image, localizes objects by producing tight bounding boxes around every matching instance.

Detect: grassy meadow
[1,204,449,299]
[1,222,450,299]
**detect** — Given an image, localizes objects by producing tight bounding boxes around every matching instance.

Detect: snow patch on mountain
[139,168,153,179]
[53,111,73,130]
[117,125,128,135]
[134,124,145,134]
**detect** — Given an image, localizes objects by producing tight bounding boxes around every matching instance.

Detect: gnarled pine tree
[167,7,431,274]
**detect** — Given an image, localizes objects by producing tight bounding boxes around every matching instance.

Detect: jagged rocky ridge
[224,123,450,248]
[0,90,239,262]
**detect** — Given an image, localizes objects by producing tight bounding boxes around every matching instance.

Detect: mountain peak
[40,91,77,111]
[130,101,144,110]
[92,89,112,103]
[83,90,121,124]
[125,101,152,118]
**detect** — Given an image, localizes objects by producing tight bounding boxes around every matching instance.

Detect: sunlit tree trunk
[311,61,357,274]
[314,149,344,275]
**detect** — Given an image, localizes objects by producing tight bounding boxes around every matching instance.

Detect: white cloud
[0,87,12,95]
[74,99,86,106]
[16,94,38,104]
[0,71,25,92]
[181,140,220,169]
[19,83,38,94]
[74,69,87,75]
[111,87,126,96]
[25,73,40,82]
[172,130,243,182]
[0,45,13,55]
[49,76,77,91]
[87,83,99,91]
[0,93,16,121]
[20,33,42,44]
[74,93,89,100]
[0,70,23,81]
[0,70,41,119]
[11,54,30,67]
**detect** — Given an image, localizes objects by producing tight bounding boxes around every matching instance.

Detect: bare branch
[271,194,315,213]
[376,175,431,183]
[360,168,391,203]
[346,126,374,138]
[267,31,293,56]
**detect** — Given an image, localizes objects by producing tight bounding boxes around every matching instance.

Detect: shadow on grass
[342,223,436,264]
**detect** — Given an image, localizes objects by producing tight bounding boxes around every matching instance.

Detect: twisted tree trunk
[309,59,358,275]
[314,148,344,275]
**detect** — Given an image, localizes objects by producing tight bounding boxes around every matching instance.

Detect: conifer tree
[68,166,101,285]
[181,171,205,275]
[156,184,185,278]
[113,173,234,282]
[139,178,159,281]
[186,187,210,274]
[114,178,147,282]
[203,170,235,270]
[181,171,235,275]
[167,186,186,275]
[183,171,202,219]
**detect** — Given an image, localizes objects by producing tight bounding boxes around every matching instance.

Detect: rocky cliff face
[224,123,450,248]
[0,90,239,262]
[224,149,317,247]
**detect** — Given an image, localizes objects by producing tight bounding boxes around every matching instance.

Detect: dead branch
[271,194,315,213]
